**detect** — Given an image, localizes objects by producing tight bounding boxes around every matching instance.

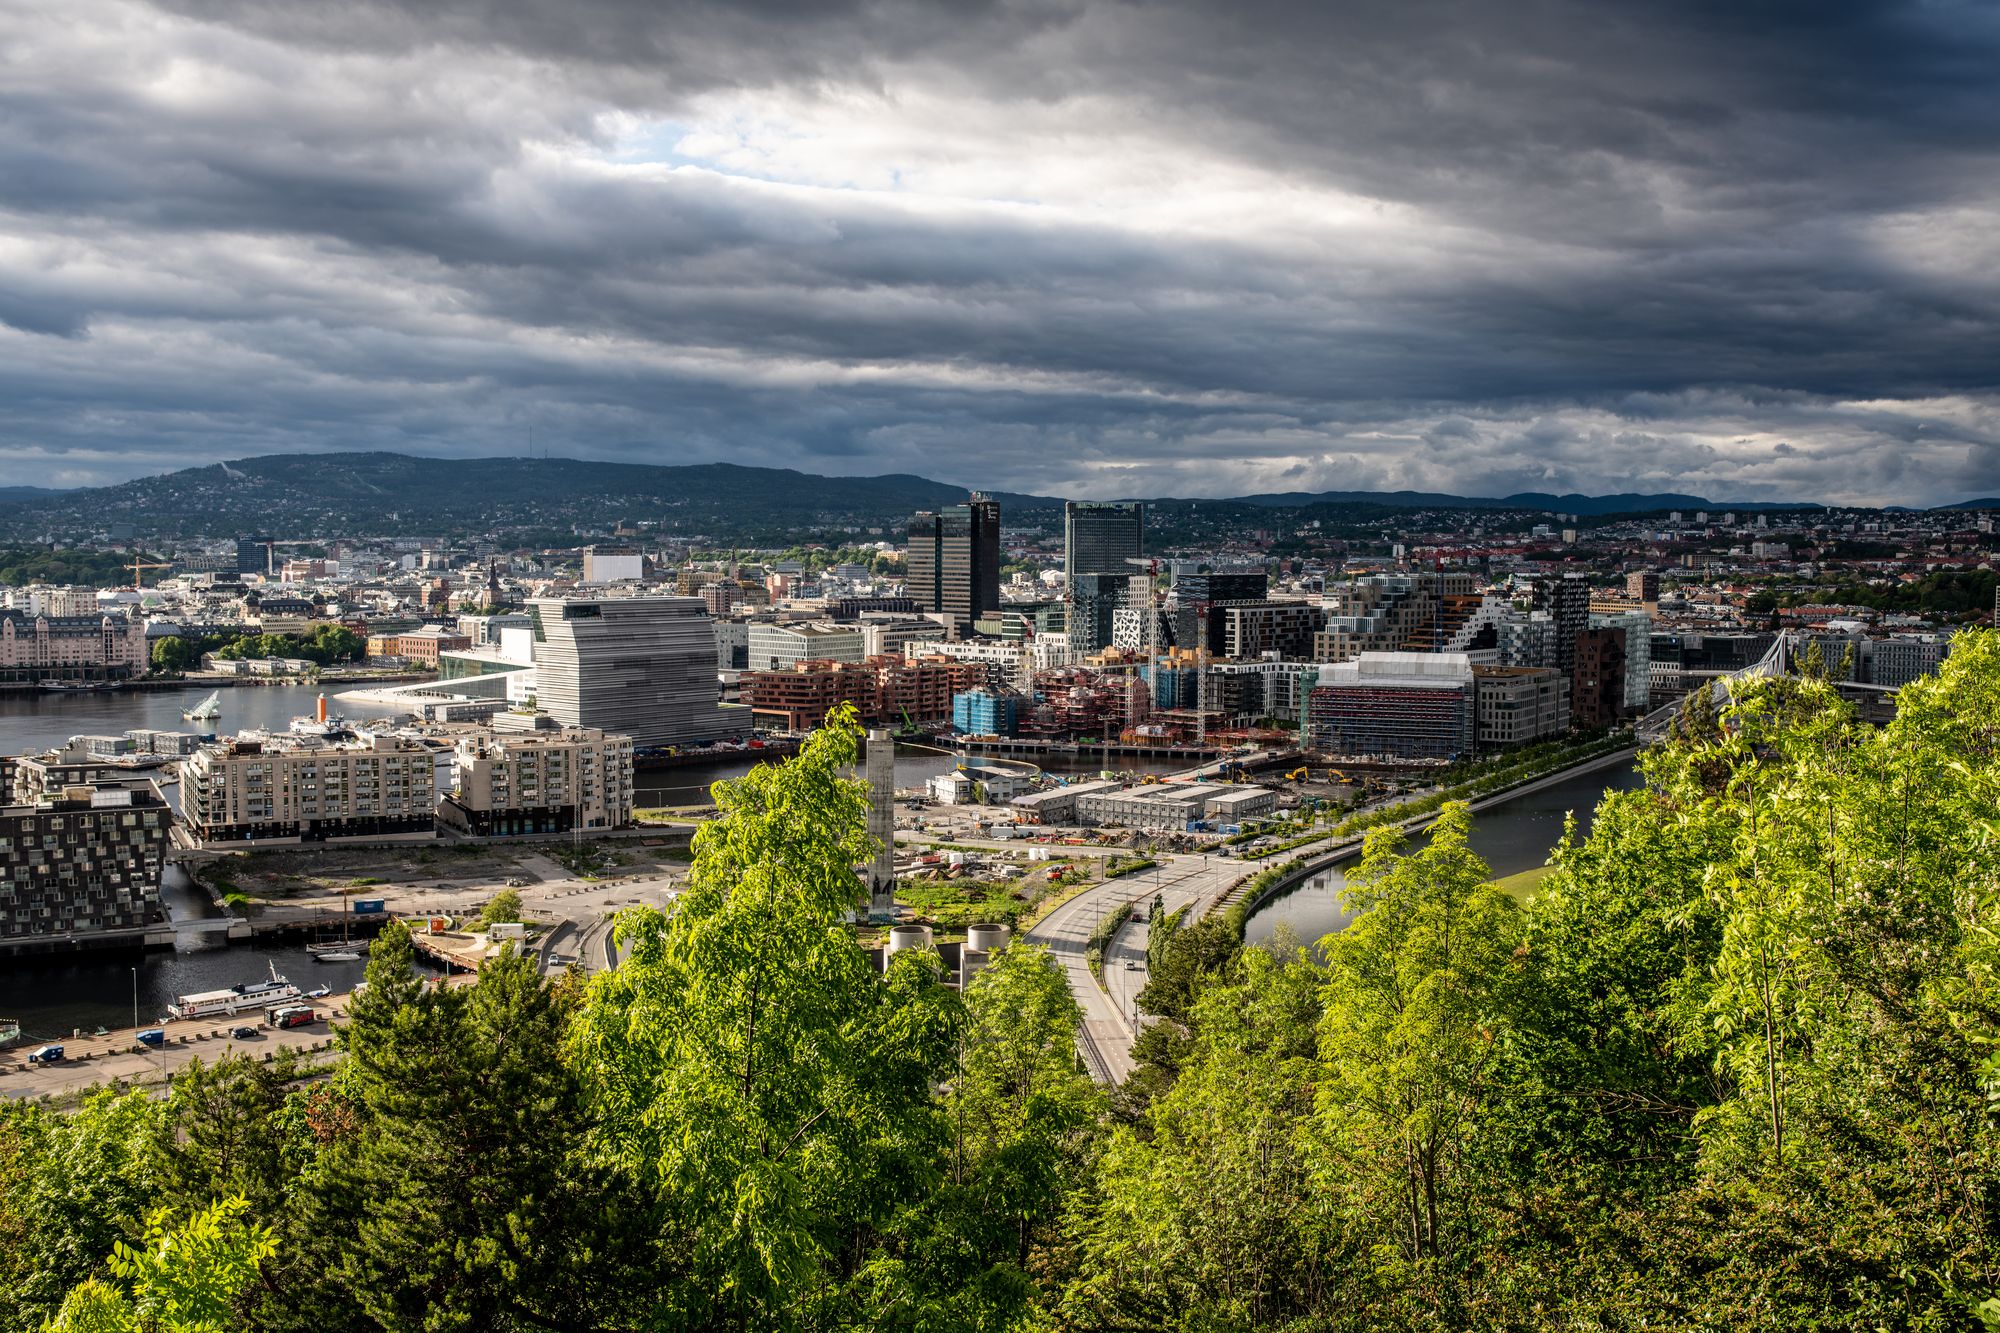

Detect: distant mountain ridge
[0,451,1842,541]
[0,486,75,504]
[1229,488,1818,515]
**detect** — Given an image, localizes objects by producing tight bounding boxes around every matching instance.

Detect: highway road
[1020,853,1243,1084]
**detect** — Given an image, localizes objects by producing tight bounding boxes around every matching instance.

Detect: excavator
[1285,766,1310,783]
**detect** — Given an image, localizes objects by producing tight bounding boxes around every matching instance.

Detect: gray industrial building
[529,595,748,748]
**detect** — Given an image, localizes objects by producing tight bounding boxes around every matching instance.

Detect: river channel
[1242,758,1648,950]
[0,685,1182,1039]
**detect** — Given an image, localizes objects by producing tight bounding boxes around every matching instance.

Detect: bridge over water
[1635,631,1900,743]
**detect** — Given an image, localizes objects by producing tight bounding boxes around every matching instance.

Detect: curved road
[1018,853,1242,1084]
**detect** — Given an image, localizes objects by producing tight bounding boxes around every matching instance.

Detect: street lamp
[131,966,139,1033]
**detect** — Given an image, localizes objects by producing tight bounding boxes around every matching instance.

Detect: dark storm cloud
[0,0,1997,502]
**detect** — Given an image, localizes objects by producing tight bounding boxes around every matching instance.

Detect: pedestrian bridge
[1636,631,1898,742]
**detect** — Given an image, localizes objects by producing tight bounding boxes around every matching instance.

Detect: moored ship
[166,963,304,1021]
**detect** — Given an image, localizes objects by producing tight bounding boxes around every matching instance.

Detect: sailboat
[182,690,221,722]
[309,896,370,962]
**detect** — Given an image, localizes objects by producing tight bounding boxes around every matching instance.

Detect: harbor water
[1242,759,1649,950]
[0,687,1176,1038]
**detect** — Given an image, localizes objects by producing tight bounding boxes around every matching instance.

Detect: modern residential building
[1572,626,1628,728]
[1535,575,1593,678]
[1473,666,1571,747]
[0,611,149,684]
[179,731,439,846]
[1589,611,1653,710]
[1220,602,1325,660]
[0,781,171,948]
[438,725,634,837]
[952,687,1021,736]
[906,497,1002,632]
[1306,652,1477,759]
[1313,573,1479,662]
[528,595,748,748]
[1626,571,1661,603]
[1211,659,1324,724]
[1065,573,1128,655]
[739,655,984,730]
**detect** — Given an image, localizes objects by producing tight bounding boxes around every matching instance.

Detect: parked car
[133,1028,166,1048]
[230,1025,260,1040]
[26,1045,64,1064]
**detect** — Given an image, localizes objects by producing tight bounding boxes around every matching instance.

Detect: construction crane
[128,555,172,589]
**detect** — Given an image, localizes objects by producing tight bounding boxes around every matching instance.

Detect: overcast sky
[3,0,1998,504]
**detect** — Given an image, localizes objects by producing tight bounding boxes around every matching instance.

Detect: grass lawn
[1490,864,1554,900]
[894,876,1031,929]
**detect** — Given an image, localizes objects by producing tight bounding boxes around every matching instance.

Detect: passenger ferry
[167,963,305,1021]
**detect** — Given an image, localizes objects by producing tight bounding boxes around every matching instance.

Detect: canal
[1242,758,1648,949]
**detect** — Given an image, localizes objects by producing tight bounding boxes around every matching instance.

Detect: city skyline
[3,1,1998,505]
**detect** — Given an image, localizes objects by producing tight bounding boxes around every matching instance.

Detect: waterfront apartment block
[438,725,634,837]
[528,595,748,749]
[739,655,986,730]
[0,782,171,945]
[1472,665,1571,747]
[180,731,438,846]
[0,610,148,684]
[951,687,1021,736]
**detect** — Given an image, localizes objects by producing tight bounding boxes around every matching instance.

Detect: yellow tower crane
[128,555,173,589]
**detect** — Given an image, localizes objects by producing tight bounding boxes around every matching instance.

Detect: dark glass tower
[1063,501,1144,653]
[907,496,1000,633]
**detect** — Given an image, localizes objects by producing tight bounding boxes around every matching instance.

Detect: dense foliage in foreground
[9,634,2000,1329]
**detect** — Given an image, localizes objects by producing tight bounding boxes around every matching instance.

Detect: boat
[305,986,332,999]
[166,963,305,1021]
[0,1020,20,1049]
[182,689,222,722]
[310,950,361,963]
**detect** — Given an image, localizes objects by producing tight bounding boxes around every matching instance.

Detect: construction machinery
[1285,766,1309,782]
[128,555,172,589]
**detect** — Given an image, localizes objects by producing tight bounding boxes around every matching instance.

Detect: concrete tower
[864,727,897,920]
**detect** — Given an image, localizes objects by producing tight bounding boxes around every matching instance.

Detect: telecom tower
[864,727,898,921]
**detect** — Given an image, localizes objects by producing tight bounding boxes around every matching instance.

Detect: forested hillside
[10,639,2000,1330]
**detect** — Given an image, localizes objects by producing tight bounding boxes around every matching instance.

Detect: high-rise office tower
[1063,501,1144,653]
[906,496,1001,633]
[528,595,748,748]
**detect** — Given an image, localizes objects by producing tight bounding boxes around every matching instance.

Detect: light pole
[131,967,139,1033]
